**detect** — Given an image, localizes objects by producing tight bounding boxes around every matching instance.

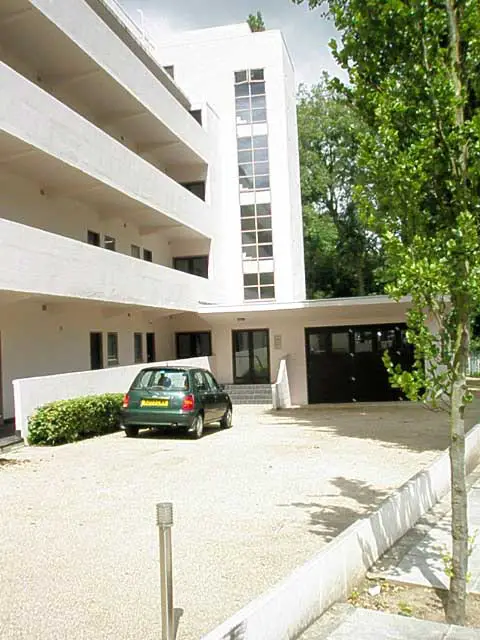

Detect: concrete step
[0,434,23,453]
[224,384,272,405]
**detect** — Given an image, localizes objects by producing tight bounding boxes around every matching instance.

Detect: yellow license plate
[141,399,169,407]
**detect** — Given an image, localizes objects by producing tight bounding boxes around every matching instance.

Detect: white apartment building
[0,0,412,430]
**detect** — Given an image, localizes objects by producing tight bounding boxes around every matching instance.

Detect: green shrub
[28,393,124,446]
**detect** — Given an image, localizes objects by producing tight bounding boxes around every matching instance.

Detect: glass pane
[253,135,268,149]
[243,273,258,286]
[252,330,269,379]
[131,244,140,258]
[252,109,267,123]
[241,218,256,231]
[192,256,208,278]
[256,216,272,230]
[195,332,211,356]
[244,287,259,300]
[355,330,374,353]
[240,204,255,218]
[239,176,254,190]
[236,97,250,111]
[174,258,189,273]
[251,82,265,95]
[256,203,271,215]
[236,111,251,125]
[254,148,269,162]
[87,230,100,246]
[257,230,272,244]
[260,286,275,299]
[332,332,350,353]
[143,249,153,262]
[234,70,247,83]
[377,328,396,351]
[309,333,327,354]
[241,231,257,245]
[177,334,191,358]
[235,83,249,97]
[250,68,264,81]
[134,333,143,363]
[255,175,270,189]
[238,150,252,164]
[107,333,118,366]
[251,95,266,109]
[237,136,252,150]
[258,244,273,258]
[238,163,254,177]
[234,331,251,379]
[104,235,116,251]
[254,161,269,175]
[243,245,257,259]
[259,272,274,285]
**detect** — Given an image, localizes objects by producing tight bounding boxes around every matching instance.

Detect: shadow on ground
[267,398,480,454]
[282,476,390,541]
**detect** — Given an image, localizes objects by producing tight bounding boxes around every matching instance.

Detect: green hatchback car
[120,366,233,439]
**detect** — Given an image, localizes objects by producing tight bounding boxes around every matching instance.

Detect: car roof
[138,366,205,373]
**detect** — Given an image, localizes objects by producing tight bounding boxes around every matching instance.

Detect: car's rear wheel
[188,414,204,440]
[125,425,139,438]
[220,406,233,429]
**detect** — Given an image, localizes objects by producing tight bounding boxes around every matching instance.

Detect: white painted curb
[201,424,480,640]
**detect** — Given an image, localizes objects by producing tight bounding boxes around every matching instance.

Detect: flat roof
[198,295,411,315]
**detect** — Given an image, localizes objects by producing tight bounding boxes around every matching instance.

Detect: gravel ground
[1,401,479,640]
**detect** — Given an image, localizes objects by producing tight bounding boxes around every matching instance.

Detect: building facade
[0,0,411,427]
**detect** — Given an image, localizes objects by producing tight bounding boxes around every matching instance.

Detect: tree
[293,0,480,625]
[297,78,383,297]
[247,11,266,32]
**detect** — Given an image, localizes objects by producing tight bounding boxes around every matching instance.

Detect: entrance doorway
[90,332,103,370]
[146,333,156,363]
[232,329,270,384]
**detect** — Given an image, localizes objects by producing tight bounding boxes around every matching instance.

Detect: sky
[117,0,346,87]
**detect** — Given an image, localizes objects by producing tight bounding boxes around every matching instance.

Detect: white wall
[1,300,174,420]
[156,26,306,304]
[14,356,211,440]
[0,218,221,311]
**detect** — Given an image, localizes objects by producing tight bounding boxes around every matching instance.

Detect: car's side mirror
[219,384,225,391]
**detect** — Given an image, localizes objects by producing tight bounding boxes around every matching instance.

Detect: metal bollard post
[156,502,174,640]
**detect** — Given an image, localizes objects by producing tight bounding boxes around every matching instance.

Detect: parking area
[1,401,479,640]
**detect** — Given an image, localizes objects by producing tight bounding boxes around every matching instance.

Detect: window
[107,333,119,367]
[131,244,141,259]
[176,332,212,359]
[203,370,219,390]
[173,256,208,279]
[182,181,206,201]
[133,333,143,363]
[104,235,116,251]
[146,333,156,363]
[143,249,153,262]
[87,230,100,247]
[190,109,202,125]
[243,273,275,300]
[164,65,174,79]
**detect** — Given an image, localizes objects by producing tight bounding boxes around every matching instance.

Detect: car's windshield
[132,369,189,391]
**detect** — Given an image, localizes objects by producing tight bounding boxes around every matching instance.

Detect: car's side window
[203,371,218,390]
[193,371,207,391]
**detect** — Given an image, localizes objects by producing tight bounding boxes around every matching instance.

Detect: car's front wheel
[188,414,204,440]
[220,406,233,429]
[125,425,139,438]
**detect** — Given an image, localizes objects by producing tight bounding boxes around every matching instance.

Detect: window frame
[133,332,143,364]
[175,332,212,359]
[107,332,119,367]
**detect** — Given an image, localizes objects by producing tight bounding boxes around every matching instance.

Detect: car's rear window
[132,369,189,391]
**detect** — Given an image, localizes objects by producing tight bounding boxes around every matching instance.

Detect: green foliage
[28,393,123,446]
[297,77,383,298]
[247,11,265,32]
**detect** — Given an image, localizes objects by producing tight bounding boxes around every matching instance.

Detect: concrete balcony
[0,0,210,170]
[0,218,222,311]
[0,61,213,242]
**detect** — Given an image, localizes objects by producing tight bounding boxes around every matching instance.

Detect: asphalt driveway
[1,401,479,640]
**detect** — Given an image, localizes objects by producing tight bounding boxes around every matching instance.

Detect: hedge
[28,393,124,446]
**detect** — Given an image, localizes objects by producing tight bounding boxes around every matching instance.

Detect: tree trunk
[446,313,469,625]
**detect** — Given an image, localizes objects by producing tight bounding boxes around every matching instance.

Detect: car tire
[188,414,204,440]
[125,425,139,438]
[220,406,233,429]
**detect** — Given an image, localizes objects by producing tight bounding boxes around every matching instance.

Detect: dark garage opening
[305,324,414,403]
